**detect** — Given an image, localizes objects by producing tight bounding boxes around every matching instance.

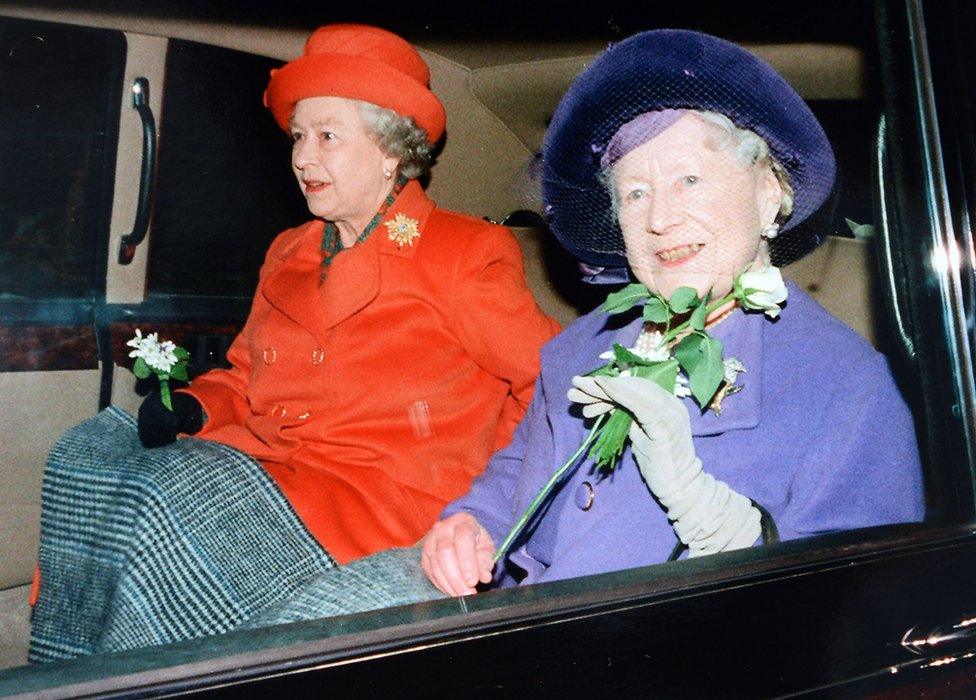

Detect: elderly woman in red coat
[29,24,558,661]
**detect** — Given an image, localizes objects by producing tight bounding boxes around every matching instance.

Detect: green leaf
[132,357,151,379]
[673,333,704,376]
[589,409,633,472]
[668,287,700,314]
[631,358,679,393]
[602,283,650,314]
[688,336,725,408]
[642,296,671,324]
[689,299,708,330]
[160,378,173,410]
[612,343,654,367]
[170,363,189,381]
[587,364,619,378]
[173,346,190,361]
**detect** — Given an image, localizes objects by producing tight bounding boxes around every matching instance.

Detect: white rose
[737,266,788,318]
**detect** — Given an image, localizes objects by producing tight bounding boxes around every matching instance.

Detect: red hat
[264,24,445,144]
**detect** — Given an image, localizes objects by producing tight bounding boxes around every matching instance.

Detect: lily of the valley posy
[127,329,179,373]
[127,330,190,410]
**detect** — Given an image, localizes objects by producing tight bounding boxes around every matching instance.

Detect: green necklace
[319,176,407,281]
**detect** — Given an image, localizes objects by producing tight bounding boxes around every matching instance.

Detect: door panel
[104,32,166,305]
[0,19,141,587]
[102,38,307,413]
[0,370,101,588]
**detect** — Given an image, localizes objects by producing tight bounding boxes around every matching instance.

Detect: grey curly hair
[358,101,434,180]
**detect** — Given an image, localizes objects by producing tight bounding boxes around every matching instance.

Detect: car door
[101,34,311,414]
[0,17,132,595]
[0,13,307,624]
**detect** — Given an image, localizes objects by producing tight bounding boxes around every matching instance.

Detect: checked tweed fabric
[29,407,336,661]
[243,546,444,629]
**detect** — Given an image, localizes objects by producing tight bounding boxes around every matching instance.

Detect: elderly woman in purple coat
[243,29,924,624]
[419,29,924,595]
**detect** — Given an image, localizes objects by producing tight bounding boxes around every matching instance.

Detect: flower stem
[588,409,633,471]
[703,293,737,316]
[159,377,173,411]
[493,414,607,564]
[660,292,737,344]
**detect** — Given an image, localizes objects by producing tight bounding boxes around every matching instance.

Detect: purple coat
[442,282,925,587]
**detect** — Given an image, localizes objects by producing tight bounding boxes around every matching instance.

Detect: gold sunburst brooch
[384,213,421,248]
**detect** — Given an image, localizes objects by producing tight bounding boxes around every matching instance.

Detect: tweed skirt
[29,407,340,661]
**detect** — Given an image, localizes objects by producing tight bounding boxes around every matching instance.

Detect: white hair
[357,101,434,180]
[695,110,794,220]
[602,109,795,222]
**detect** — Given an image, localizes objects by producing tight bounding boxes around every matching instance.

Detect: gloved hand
[569,374,761,556]
[137,391,204,448]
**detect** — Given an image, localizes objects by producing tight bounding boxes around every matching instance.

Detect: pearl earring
[761,223,780,240]
[383,168,393,179]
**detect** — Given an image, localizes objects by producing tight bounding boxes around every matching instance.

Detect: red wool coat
[183,181,560,563]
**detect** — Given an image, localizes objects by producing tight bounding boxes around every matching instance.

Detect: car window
[147,39,309,299]
[0,19,124,301]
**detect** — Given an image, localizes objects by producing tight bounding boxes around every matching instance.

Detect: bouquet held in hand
[493,265,788,562]
[127,330,191,411]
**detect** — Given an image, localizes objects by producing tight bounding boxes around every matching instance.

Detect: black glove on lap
[138,391,204,448]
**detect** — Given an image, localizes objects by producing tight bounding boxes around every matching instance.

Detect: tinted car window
[812,100,876,231]
[0,20,124,300]
[147,39,309,299]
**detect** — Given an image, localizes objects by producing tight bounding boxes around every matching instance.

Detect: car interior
[0,0,942,689]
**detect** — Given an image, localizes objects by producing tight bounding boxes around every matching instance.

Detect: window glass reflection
[147,40,309,299]
[0,21,123,300]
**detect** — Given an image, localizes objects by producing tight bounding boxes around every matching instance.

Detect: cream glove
[569,374,761,557]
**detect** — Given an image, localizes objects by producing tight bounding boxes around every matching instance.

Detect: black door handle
[118,77,158,264]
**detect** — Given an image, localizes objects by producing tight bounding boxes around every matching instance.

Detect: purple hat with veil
[541,29,836,279]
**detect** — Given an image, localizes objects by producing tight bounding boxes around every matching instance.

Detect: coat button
[310,348,325,365]
[575,481,594,511]
[263,347,277,364]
